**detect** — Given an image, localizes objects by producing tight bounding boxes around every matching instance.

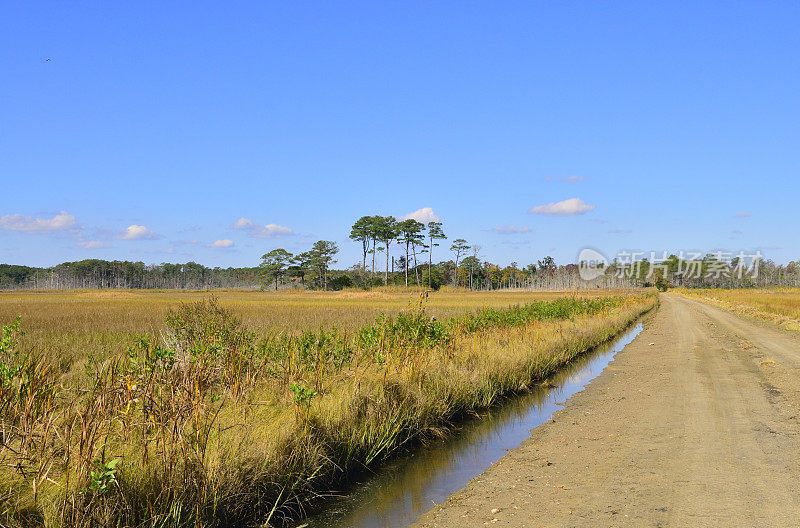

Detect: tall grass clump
[0,292,656,527]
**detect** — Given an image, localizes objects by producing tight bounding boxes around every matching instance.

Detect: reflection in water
[305,323,643,528]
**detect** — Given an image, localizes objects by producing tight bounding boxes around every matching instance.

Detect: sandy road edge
[412,293,800,527]
[411,296,662,527]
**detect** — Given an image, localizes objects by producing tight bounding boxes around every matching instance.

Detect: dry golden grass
[676,287,800,331]
[0,288,628,359]
[0,288,655,527]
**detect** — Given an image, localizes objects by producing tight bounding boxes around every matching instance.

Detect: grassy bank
[0,289,633,365]
[1,291,656,527]
[676,288,800,331]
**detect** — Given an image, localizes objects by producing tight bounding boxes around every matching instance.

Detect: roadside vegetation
[0,289,655,527]
[676,287,800,331]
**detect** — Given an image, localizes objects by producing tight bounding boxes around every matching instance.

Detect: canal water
[304,323,643,528]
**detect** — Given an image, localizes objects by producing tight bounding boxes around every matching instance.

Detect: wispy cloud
[78,240,111,249]
[528,198,596,216]
[491,225,531,234]
[735,212,751,218]
[400,207,440,223]
[118,225,161,240]
[560,175,585,183]
[208,239,234,248]
[0,212,78,234]
[608,228,632,234]
[545,176,585,183]
[233,217,293,238]
[728,229,744,240]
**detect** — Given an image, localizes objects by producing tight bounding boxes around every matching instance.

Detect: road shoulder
[413,293,800,528]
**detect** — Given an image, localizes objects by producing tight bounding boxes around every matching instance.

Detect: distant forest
[2,255,799,292]
[0,257,615,291]
[0,261,262,290]
[2,214,799,290]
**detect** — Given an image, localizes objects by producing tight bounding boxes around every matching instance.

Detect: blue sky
[2,2,798,268]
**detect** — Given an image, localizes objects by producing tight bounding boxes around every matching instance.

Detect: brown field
[0,288,655,527]
[676,287,800,331]
[0,287,630,360]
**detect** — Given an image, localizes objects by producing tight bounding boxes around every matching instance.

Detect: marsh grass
[677,287,800,330]
[0,289,655,527]
[0,288,630,347]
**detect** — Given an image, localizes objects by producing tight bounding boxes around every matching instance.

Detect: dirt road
[413,293,800,527]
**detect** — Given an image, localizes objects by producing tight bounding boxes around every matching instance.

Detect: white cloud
[78,240,111,249]
[233,217,256,230]
[0,211,77,233]
[118,224,161,240]
[491,225,531,234]
[400,207,440,223]
[528,198,596,216]
[208,239,234,248]
[608,228,632,234]
[233,217,293,238]
[256,224,293,237]
[735,212,751,218]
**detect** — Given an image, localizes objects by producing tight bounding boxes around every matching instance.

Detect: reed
[0,290,655,527]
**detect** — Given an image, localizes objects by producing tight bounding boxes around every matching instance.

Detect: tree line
[0,261,261,290]
[257,216,636,291]
[4,219,800,291]
[260,240,339,291]
[258,216,457,291]
[604,253,800,289]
